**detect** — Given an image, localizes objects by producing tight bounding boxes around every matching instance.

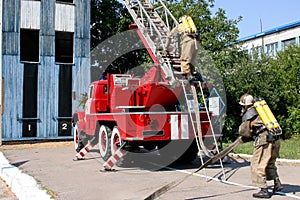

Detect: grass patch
[223,136,300,160]
[279,136,300,159]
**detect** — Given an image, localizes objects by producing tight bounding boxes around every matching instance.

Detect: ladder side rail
[151,1,180,53]
[181,82,207,178]
[191,86,213,157]
[123,0,176,54]
[153,0,180,50]
[198,83,221,154]
[136,0,165,47]
[124,0,179,53]
[155,0,179,27]
[123,0,176,82]
[123,0,145,30]
[156,54,176,82]
[164,9,170,32]
[140,7,143,24]
[146,0,179,45]
[135,0,176,81]
[181,83,202,156]
[123,0,157,52]
[197,81,226,178]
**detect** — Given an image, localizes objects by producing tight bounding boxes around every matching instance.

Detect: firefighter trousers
[180,37,199,75]
[251,139,280,188]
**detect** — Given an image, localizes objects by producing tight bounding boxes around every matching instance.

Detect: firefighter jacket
[239,106,269,146]
[165,23,194,51]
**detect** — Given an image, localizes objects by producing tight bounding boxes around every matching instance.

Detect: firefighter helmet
[239,94,254,106]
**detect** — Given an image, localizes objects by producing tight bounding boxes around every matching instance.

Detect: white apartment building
[239,20,300,57]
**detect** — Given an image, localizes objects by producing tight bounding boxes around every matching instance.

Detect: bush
[283,106,300,138]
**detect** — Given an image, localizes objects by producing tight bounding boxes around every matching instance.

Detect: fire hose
[144,136,244,200]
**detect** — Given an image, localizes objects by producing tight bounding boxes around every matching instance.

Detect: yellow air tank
[186,16,197,33]
[254,99,280,130]
[180,15,191,33]
[260,99,280,129]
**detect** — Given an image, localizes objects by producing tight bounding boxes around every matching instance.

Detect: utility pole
[0,0,3,145]
[260,18,264,50]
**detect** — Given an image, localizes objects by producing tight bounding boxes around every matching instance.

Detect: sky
[212,0,300,39]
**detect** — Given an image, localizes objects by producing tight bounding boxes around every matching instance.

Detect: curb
[0,151,52,200]
[229,153,300,166]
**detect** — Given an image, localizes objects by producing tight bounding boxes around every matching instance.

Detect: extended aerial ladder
[122,0,223,161]
[123,0,181,84]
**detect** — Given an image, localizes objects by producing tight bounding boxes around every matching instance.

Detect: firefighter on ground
[165,15,203,82]
[238,94,283,199]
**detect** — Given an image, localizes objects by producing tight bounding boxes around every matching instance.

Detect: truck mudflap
[102,142,127,171]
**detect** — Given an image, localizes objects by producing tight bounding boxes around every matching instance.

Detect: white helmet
[239,94,254,106]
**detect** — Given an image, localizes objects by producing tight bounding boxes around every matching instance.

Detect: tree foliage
[223,46,300,140]
[269,46,300,138]
[91,0,129,48]
[164,0,241,53]
[90,0,149,80]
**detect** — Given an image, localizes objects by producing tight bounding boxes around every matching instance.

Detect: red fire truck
[72,0,222,164]
[72,66,218,162]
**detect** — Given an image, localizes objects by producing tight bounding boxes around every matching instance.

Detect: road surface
[1,142,300,200]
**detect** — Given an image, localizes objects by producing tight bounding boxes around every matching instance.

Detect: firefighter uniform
[165,23,199,76]
[238,94,283,198]
[244,114,280,188]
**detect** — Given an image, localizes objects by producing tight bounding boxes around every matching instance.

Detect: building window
[282,38,296,49]
[20,29,40,62]
[56,0,73,3]
[266,42,278,57]
[55,31,74,64]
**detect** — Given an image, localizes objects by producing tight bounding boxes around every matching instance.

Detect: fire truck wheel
[98,125,112,161]
[73,122,87,153]
[73,122,79,150]
[111,126,122,155]
[73,122,86,152]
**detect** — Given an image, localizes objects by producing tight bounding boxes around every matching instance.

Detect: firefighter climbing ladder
[122,0,182,83]
[181,80,225,177]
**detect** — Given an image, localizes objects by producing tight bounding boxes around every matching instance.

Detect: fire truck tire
[73,122,86,152]
[111,126,122,155]
[98,125,112,161]
[73,122,79,150]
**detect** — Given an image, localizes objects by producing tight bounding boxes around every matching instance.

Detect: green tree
[90,0,150,80]
[270,46,300,138]
[223,46,300,140]
[91,0,128,48]
[164,0,241,53]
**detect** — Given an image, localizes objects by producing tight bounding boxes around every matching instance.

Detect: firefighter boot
[273,178,283,193]
[253,188,271,199]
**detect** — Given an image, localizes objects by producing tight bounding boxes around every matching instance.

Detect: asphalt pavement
[0,142,300,200]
